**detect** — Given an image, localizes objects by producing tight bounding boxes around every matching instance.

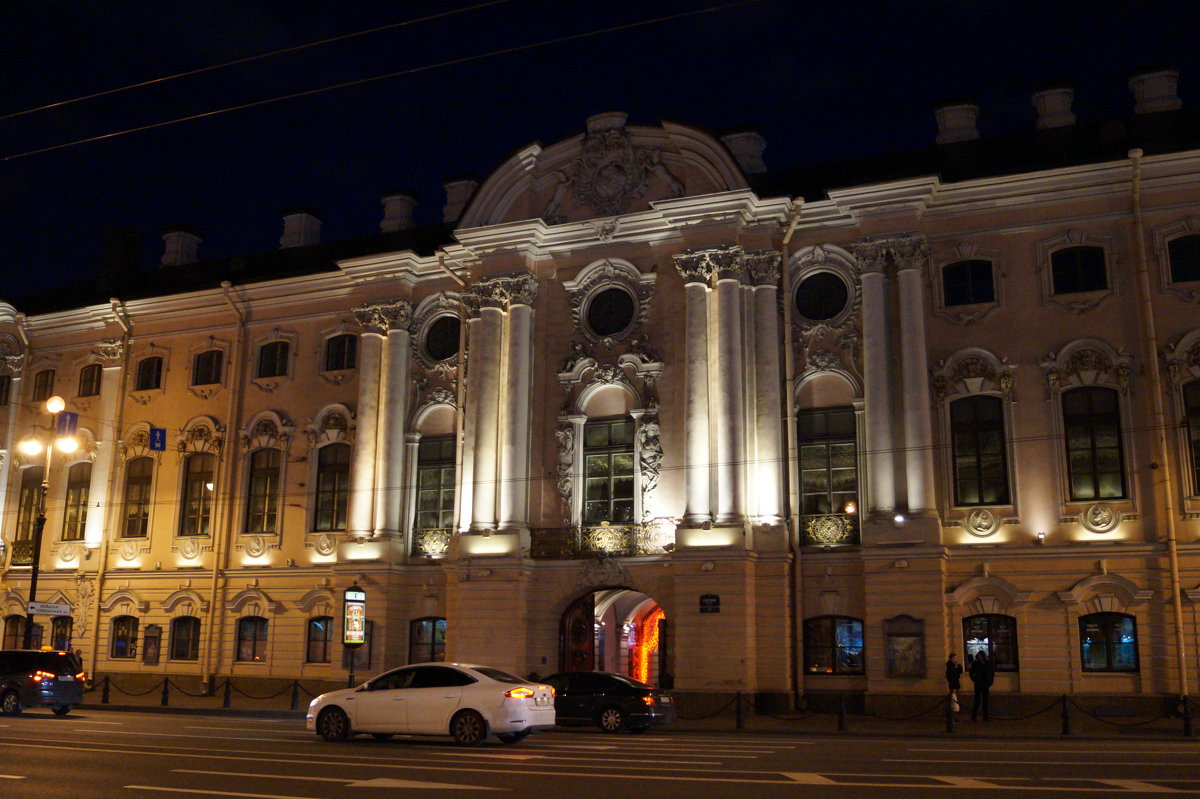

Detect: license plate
[535,696,549,705]
[659,695,672,704]
[59,675,74,681]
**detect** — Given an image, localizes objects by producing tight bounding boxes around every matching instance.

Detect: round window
[795,272,848,321]
[424,316,461,362]
[585,287,635,337]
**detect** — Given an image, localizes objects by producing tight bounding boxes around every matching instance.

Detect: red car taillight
[641,695,657,707]
[31,670,55,683]
[505,687,535,699]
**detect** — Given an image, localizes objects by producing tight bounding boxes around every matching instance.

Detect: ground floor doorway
[559,588,670,687]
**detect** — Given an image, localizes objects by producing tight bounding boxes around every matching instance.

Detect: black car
[543,671,676,732]
[0,649,85,716]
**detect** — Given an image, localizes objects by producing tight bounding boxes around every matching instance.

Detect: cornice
[827,176,940,225]
[651,188,793,231]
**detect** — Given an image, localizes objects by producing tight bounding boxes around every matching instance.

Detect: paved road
[1,707,1198,797]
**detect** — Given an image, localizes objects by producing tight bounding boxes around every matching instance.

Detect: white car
[306,662,556,746]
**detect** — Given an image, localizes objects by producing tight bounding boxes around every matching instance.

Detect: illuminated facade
[3,71,1200,708]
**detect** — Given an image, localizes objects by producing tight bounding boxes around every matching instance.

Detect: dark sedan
[543,671,676,732]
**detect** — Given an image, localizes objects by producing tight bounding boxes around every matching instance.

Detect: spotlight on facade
[1036,531,1046,544]
[893,514,906,525]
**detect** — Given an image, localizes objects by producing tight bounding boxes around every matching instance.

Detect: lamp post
[17,395,78,649]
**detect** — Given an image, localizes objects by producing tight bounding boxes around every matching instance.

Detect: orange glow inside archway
[631,606,664,685]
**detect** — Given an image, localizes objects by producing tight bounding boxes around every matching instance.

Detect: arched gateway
[559,587,670,687]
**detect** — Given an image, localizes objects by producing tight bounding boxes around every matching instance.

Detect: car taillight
[548,686,555,698]
[31,670,55,683]
[76,672,86,681]
[641,695,656,706]
[505,687,535,699]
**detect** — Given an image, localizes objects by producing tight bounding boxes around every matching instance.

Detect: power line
[1,0,761,162]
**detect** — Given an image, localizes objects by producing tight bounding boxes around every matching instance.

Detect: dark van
[0,649,85,716]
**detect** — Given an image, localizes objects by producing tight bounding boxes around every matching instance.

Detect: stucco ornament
[673,244,743,284]
[637,412,663,519]
[966,508,1000,537]
[353,299,412,334]
[1081,503,1120,534]
[472,273,539,308]
[555,421,576,520]
[0,354,25,376]
[96,338,124,363]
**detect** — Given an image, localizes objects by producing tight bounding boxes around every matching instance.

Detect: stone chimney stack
[721,129,767,174]
[1032,85,1076,128]
[1130,68,1182,113]
[380,192,417,233]
[443,178,478,223]
[280,207,322,248]
[935,102,980,144]
[161,226,201,267]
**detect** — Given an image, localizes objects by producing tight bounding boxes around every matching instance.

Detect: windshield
[471,667,527,684]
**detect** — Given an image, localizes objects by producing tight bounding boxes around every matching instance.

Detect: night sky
[2,0,1195,305]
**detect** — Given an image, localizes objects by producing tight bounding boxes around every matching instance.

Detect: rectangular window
[963,614,1018,671]
[123,457,153,537]
[950,396,1010,506]
[797,407,859,545]
[582,418,635,524]
[15,467,44,541]
[1063,387,1126,500]
[32,369,55,402]
[78,364,102,397]
[1051,246,1107,294]
[111,616,138,659]
[62,463,91,541]
[135,356,163,391]
[170,617,200,661]
[236,617,268,662]
[416,436,456,530]
[324,334,357,372]
[942,259,995,306]
[0,375,12,406]
[180,454,215,535]
[803,616,864,675]
[192,350,223,386]
[409,617,447,664]
[1185,382,1200,495]
[1080,613,1138,672]
[244,449,280,533]
[257,341,289,379]
[1169,234,1200,283]
[306,617,332,663]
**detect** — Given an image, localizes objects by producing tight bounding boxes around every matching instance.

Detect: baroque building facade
[3,85,1200,709]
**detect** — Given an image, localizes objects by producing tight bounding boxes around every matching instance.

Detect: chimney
[935,102,980,144]
[721,129,767,174]
[1130,68,1182,113]
[442,178,478,224]
[380,192,417,233]
[161,226,201,267]
[1032,85,1076,128]
[279,207,322,248]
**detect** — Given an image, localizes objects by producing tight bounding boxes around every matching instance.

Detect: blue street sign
[149,427,167,451]
[56,411,79,436]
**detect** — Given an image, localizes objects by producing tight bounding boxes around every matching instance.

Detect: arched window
[15,466,44,541]
[306,617,332,663]
[803,615,864,675]
[244,449,281,533]
[123,456,153,538]
[135,356,163,391]
[2,615,25,649]
[257,341,289,379]
[324,334,357,372]
[1051,245,1107,294]
[409,617,447,664]
[169,616,201,661]
[51,617,73,652]
[314,444,350,532]
[111,615,139,659]
[1185,381,1200,494]
[62,462,91,541]
[797,407,859,546]
[236,616,268,662]
[192,349,223,386]
[962,614,1018,671]
[1168,234,1200,283]
[582,417,635,524]
[78,364,102,397]
[1062,387,1125,500]
[32,369,55,402]
[1079,612,1138,672]
[950,396,1009,506]
[416,436,456,530]
[180,453,215,535]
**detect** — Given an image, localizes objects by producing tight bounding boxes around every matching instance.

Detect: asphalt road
[0,707,1198,798]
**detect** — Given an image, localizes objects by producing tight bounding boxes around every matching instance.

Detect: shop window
[795,272,849,321]
[0,375,10,406]
[15,467,44,541]
[409,617,447,664]
[2,616,24,649]
[324,334,357,372]
[236,616,268,662]
[803,615,864,675]
[1062,387,1126,500]
[32,369,55,402]
[585,287,636,338]
[169,616,200,661]
[1168,234,1200,283]
[111,615,139,659]
[962,613,1018,671]
[942,259,995,306]
[1186,381,1200,495]
[582,417,635,525]
[1079,612,1138,672]
[180,453,215,536]
[424,316,461,362]
[313,444,350,531]
[797,407,859,546]
[342,620,373,671]
[416,436,456,530]
[244,449,281,534]
[122,456,153,538]
[62,462,91,541]
[51,617,72,652]
[135,356,163,391]
[950,396,1010,506]
[1051,246,1107,294]
[78,364,101,397]
[306,617,332,663]
[257,341,289,379]
[192,349,223,386]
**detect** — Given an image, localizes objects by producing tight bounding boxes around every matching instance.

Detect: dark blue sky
[1,0,1195,302]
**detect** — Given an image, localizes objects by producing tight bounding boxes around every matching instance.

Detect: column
[348,305,386,540]
[376,302,413,538]
[714,257,746,525]
[896,239,936,513]
[470,303,504,531]
[498,275,537,531]
[854,241,895,514]
[83,343,124,548]
[0,359,23,533]
[457,307,482,530]
[747,250,784,524]
[673,252,713,525]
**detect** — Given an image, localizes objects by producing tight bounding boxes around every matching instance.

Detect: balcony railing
[802,513,860,547]
[531,524,668,559]
[411,528,453,558]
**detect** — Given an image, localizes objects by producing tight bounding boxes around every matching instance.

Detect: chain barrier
[864,695,947,722]
[105,676,168,697]
[676,694,738,721]
[737,694,819,722]
[228,680,297,700]
[1066,697,1173,728]
[986,696,1063,722]
[296,681,323,698]
[169,679,214,698]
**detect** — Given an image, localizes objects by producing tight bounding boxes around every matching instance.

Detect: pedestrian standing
[945,652,963,715]
[969,650,994,721]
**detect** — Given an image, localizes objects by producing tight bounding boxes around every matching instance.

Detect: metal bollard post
[837,694,846,732]
[735,691,745,729]
[161,678,170,706]
[1060,695,1071,736]
[223,678,232,709]
[290,680,300,712]
[1183,696,1193,738]
[946,693,956,734]
[101,675,110,704]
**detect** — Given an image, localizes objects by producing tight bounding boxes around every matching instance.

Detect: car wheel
[497,731,529,744]
[0,691,20,716]
[52,705,72,716]
[316,707,351,741]
[597,705,625,733]
[450,710,487,746]
[371,733,393,742]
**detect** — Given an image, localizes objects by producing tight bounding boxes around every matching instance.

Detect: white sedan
[306,662,556,746]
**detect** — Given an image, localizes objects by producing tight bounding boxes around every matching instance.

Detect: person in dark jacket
[945,653,963,714]
[968,650,994,721]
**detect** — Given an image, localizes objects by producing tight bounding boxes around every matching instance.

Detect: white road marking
[176,770,504,790]
[887,757,1200,767]
[0,775,27,780]
[127,788,315,799]
[784,773,1188,793]
[1095,779,1177,793]
[76,729,313,743]
[911,745,1200,754]
[64,720,123,725]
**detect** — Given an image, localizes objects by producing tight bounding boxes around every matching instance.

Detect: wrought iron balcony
[531,523,668,559]
[9,539,34,566]
[411,528,453,558]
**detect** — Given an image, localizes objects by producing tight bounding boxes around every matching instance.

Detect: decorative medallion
[179,538,200,560]
[1081,503,1119,533]
[244,536,267,557]
[59,544,77,562]
[966,508,1000,537]
[119,541,139,561]
[806,515,854,546]
[314,534,336,556]
[413,528,452,557]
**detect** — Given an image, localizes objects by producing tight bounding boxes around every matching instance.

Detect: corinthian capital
[673,244,743,284]
[888,235,930,270]
[473,272,539,308]
[353,299,412,334]
[850,239,892,275]
[744,249,781,286]
[0,354,25,377]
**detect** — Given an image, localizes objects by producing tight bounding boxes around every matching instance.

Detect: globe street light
[17,395,77,649]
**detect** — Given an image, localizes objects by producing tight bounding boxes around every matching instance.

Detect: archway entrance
[559,588,670,687]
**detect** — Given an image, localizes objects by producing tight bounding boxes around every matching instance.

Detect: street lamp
[17,395,77,649]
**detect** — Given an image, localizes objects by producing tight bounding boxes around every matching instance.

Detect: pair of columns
[673,246,785,527]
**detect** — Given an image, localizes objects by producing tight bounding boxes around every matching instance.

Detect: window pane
[1169,234,1200,283]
